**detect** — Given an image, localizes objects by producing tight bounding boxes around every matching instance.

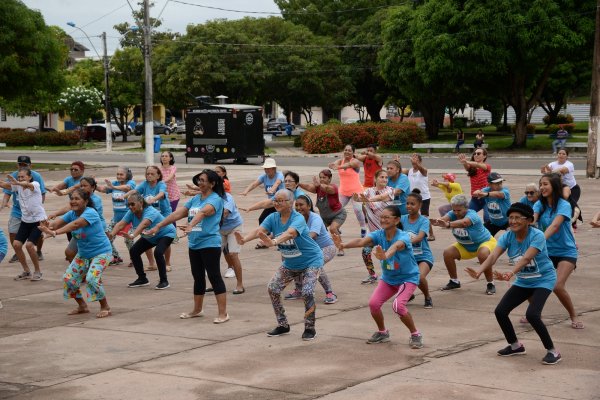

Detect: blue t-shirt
[400,215,434,264]
[368,229,419,286]
[0,229,8,256]
[260,210,323,270]
[258,171,284,199]
[497,227,557,291]
[135,180,171,217]
[292,187,306,199]
[106,179,136,222]
[90,193,106,231]
[533,199,577,258]
[482,187,511,226]
[388,174,410,215]
[447,209,492,252]
[63,176,82,188]
[62,208,112,258]
[220,193,243,232]
[519,195,536,209]
[4,170,46,219]
[184,192,223,249]
[306,212,334,249]
[122,206,176,244]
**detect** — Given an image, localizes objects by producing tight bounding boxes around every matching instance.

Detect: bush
[0,131,79,146]
[453,117,468,129]
[293,135,302,147]
[301,126,344,154]
[542,113,574,126]
[336,125,376,148]
[377,122,426,150]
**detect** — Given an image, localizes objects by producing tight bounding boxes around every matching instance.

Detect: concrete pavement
[0,145,599,399]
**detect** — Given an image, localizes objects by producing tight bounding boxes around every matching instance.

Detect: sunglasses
[70,168,81,172]
[524,191,536,195]
[474,152,484,155]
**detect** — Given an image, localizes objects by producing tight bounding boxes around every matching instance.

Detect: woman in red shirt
[458,148,491,223]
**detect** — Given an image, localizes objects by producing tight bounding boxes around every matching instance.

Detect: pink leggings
[369,280,417,317]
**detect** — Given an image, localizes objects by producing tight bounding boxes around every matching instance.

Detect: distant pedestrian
[473,129,485,149]
[455,128,465,152]
[552,125,569,154]
[285,122,293,137]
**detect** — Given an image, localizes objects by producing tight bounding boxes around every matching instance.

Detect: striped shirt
[469,163,491,195]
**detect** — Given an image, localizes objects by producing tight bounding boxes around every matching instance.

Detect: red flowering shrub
[377,122,426,150]
[0,131,79,146]
[336,125,376,148]
[301,126,344,154]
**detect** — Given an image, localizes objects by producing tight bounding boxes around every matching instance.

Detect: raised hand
[372,245,387,260]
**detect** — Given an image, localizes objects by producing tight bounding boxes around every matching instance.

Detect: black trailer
[184,103,264,164]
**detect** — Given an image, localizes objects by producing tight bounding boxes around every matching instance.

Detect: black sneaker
[542,352,562,365]
[441,280,461,290]
[301,328,317,341]
[497,344,526,357]
[8,254,18,263]
[424,297,433,309]
[267,325,290,337]
[127,277,149,288]
[155,281,170,290]
[486,282,496,295]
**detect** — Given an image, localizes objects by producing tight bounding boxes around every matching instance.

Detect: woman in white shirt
[407,154,434,240]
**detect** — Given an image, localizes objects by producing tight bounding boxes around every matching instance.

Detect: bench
[412,143,488,153]
[160,143,185,150]
[0,143,6,147]
[562,142,587,152]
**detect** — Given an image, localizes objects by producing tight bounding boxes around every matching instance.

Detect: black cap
[507,202,534,221]
[487,172,504,183]
[17,155,31,165]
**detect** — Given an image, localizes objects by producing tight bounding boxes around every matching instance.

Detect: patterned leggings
[268,265,320,329]
[293,244,336,293]
[362,246,377,276]
[107,220,133,259]
[63,252,111,302]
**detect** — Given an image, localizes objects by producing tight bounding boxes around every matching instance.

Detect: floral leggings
[63,252,111,302]
[107,220,133,259]
[268,265,320,330]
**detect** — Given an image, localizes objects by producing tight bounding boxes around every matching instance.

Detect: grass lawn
[0,162,74,173]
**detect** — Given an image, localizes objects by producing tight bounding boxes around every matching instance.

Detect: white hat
[262,158,277,169]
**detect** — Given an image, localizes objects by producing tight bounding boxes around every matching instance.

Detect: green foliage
[377,123,426,150]
[542,113,574,126]
[293,135,302,147]
[453,117,467,129]
[0,131,79,146]
[57,86,103,127]
[547,123,575,135]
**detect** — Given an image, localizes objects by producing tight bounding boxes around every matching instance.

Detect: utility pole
[587,0,600,178]
[143,0,154,165]
[102,32,113,152]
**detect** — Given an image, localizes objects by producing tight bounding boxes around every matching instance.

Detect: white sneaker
[224,268,236,278]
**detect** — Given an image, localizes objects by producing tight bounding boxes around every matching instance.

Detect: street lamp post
[67,22,112,152]
[142,0,155,166]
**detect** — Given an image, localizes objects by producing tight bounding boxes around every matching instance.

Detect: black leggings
[130,236,173,282]
[495,285,554,350]
[259,207,276,224]
[189,247,225,295]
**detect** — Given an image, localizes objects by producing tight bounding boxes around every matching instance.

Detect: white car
[87,121,122,135]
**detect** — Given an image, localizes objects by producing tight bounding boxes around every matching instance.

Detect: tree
[0,2,67,128]
[109,47,144,140]
[58,86,103,134]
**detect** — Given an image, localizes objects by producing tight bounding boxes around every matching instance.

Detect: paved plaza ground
[0,147,599,399]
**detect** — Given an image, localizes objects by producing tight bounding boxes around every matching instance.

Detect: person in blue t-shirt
[110,192,175,290]
[519,183,540,209]
[147,170,228,324]
[240,158,284,223]
[219,192,245,294]
[473,172,512,237]
[97,166,136,266]
[430,194,497,295]
[402,190,435,309]
[533,173,583,329]
[39,189,113,319]
[386,159,410,215]
[1,155,47,263]
[236,189,324,341]
[333,205,423,348]
[49,160,84,197]
[465,203,562,365]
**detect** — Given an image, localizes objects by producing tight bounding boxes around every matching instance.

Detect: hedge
[0,130,79,146]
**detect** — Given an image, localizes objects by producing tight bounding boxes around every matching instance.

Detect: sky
[21,0,282,55]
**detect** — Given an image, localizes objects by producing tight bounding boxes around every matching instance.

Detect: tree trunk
[365,99,383,122]
[419,101,444,140]
[587,0,600,177]
[512,99,529,148]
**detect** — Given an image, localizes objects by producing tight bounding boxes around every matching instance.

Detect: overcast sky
[22,0,282,55]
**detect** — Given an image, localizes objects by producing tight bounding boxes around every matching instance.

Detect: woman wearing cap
[50,161,85,197]
[146,170,228,323]
[235,188,324,340]
[328,144,368,238]
[464,203,562,365]
[407,154,434,240]
[240,158,284,248]
[533,173,583,329]
[299,169,348,255]
[238,171,305,214]
[431,173,463,217]
[473,172,511,237]
[458,148,491,223]
[430,194,497,295]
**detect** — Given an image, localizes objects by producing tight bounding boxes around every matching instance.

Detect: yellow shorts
[453,237,497,260]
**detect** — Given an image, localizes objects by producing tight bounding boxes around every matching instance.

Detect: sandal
[179,311,203,319]
[255,243,268,249]
[213,314,230,324]
[519,316,529,324]
[571,320,584,329]
[96,309,112,318]
[429,235,436,242]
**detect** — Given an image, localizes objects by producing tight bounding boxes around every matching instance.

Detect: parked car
[87,121,123,135]
[134,120,173,135]
[24,127,58,133]
[83,125,116,142]
[266,117,293,132]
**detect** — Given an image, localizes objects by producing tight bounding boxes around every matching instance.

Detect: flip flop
[68,308,90,315]
[96,309,112,318]
[255,243,268,249]
[429,235,436,241]
[519,316,529,324]
[179,311,203,319]
[571,321,584,329]
[213,314,230,324]
[232,288,245,295]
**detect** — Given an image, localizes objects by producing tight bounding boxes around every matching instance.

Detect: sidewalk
[0,164,598,399]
